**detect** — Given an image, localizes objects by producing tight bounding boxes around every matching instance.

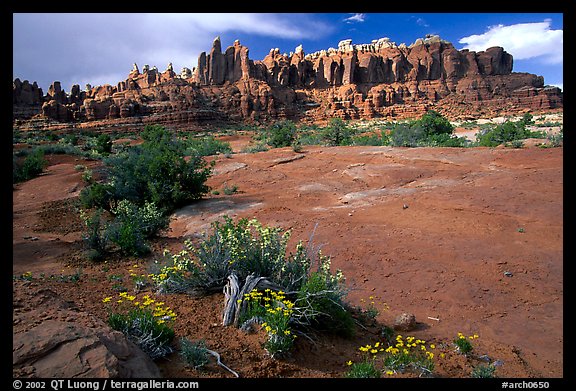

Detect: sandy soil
[12,141,563,378]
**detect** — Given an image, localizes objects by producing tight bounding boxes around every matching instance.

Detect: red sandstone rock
[12,36,563,128]
[13,285,160,378]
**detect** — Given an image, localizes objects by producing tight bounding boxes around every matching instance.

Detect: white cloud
[459,20,563,64]
[13,13,334,92]
[344,13,366,23]
[416,17,429,27]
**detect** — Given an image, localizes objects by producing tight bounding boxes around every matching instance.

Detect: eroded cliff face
[13,35,562,131]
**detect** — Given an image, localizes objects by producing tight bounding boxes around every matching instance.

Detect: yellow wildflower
[347,360,353,366]
[102,297,112,303]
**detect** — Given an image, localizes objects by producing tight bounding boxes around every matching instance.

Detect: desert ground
[13,124,563,378]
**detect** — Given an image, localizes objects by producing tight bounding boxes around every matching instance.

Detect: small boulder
[393,313,417,331]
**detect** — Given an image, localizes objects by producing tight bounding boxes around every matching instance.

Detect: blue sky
[13,13,563,94]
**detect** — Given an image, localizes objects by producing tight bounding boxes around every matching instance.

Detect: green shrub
[105,292,176,360]
[242,142,269,153]
[345,360,381,378]
[95,134,113,155]
[387,111,463,147]
[223,183,238,195]
[471,364,496,378]
[322,118,353,146]
[186,136,232,157]
[240,289,296,358]
[79,208,109,260]
[104,125,211,212]
[179,338,210,369]
[264,120,297,148]
[62,134,79,145]
[352,133,384,146]
[80,182,115,210]
[476,119,531,147]
[297,270,354,337]
[389,123,426,147]
[13,149,47,183]
[107,200,168,256]
[150,217,353,358]
[418,110,454,137]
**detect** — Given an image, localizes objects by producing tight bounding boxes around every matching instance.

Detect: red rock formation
[12,35,562,130]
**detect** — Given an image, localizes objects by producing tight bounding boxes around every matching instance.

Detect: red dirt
[12,141,563,378]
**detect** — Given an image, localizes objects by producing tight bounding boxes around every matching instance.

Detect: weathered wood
[222,272,286,327]
[222,273,240,326]
[233,274,265,327]
[206,348,239,378]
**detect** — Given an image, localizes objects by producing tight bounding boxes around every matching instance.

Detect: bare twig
[206,349,239,378]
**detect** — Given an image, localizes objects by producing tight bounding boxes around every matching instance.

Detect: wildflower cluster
[103,292,177,359]
[347,334,441,378]
[240,288,296,357]
[381,335,436,375]
[358,295,389,324]
[454,332,479,355]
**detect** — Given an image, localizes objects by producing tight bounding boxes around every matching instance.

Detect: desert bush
[241,142,269,153]
[352,132,385,146]
[476,119,531,147]
[79,182,115,210]
[13,148,47,183]
[179,338,210,369]
[296,268,354,337]
[240,289,296,358]
[345,360,381,378]
[79,208,109,260]
[418,110,454,137]
[104,124,211,212]
[62,134,79,146]
[107,200,168,256]
[471,364,496,378]
[389,123,426,147]
[104,292,176,360]
[94,134,113,155]
[186,136,232,157]
[388,111,465,147]
[321,118,353,146]
[263,120,298,148]
[151,216,351,355]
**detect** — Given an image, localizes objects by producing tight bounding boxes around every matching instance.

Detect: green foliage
[62,134,79,146]
[454,333,476,354]
[345,360,381,378]
[79,182,115,211]
[79,208,109,260]
[264,120,298,148]
[322,118,353,146]
[418,110,454,136]
[297,270,354,337]
[105,124,211,212]
[223,183,238,195]
[95,134,113,155]
[106,293,176,360]
[179,338,210,369]
[476,119,532,147]
[388,111,465,147]
[241,289,296,357]
[80,200,167,258]
[186,136,232,157]
[352,132,386,146]
[13,148,47,183]
[471,364,496,378]
[241,142,269,153]
[389,123,426,147]
[152,217,352,348]
[107,200,168,256]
